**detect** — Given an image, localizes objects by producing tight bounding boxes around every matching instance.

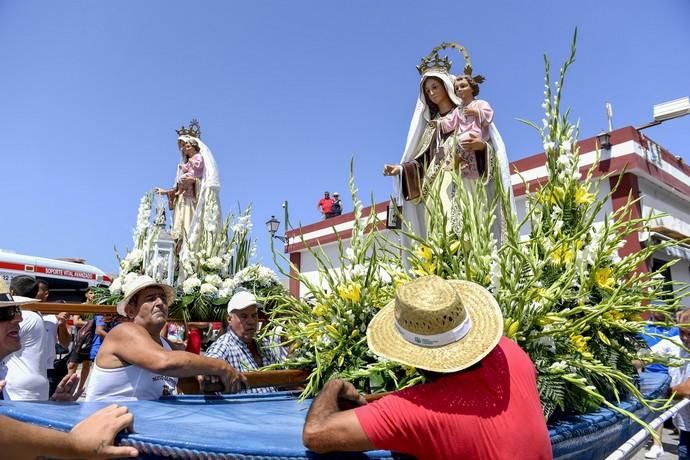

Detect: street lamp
[596,131,612,151]
[266,201,289,244]
[265,215,286,243]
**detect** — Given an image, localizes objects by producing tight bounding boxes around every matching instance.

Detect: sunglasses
[0,305,22,322]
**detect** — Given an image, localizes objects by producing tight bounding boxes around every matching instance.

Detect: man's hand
[303,379,374,454]
[218,364,248,393]
[199,364,248,394]
[67,404,138,458]
[334,379,367,410]
[57,312,70,324]
[383,164,402,176]
[51,374,83,402]
[672,378,690,398]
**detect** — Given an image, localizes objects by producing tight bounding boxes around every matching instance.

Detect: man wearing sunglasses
[0,282,139,458]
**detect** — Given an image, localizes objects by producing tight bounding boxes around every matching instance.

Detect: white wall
[639,176,690,238]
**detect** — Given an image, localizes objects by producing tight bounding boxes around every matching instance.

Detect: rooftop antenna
[605,101,613,132]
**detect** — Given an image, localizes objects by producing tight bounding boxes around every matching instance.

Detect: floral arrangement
[96,194,284,321]
[265,164,421,397]
[267,31,688,428]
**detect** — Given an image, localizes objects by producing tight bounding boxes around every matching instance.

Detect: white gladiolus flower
[126,249,144,264]
[489,256,501,292]
[549,360,568,372]
[352,264,367,278]
[200,283,218,297]
[205,256,224,270]
[557,153,571,167]
[109,277,122,295]
[345,247,356,262]
[119,259,131,273]
[543,141,555,152]
[204,274,223,287]
[182,276,202,294]
[222,277,238,290]
[375,267,392,284]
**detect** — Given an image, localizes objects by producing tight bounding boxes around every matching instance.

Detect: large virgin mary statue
[383,43,513,246]
[157,120,222,276]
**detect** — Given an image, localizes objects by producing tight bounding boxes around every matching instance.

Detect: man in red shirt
[316,191,333,219]
[303,275,552,460]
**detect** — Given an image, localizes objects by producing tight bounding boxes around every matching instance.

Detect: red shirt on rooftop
[318,197,333,214]
[355,337,552,460]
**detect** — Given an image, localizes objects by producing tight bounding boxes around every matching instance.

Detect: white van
[0,249,111,302]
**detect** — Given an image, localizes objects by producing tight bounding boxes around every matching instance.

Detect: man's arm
[302,379,375,454]
[0,404,138,459]
[56,312,72,348]
[102,323,245,392]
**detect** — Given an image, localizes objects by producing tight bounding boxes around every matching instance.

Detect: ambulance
[0,249,112,302]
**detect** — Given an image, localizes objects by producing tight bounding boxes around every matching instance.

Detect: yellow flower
[551,245,574,264]
[393,274,410,288]
[529,287,547,301]
[325,324,340,339]
[550,186,566,204]
[312,303,327,317]
[603,310,624,322]
[570,334,593,359]
[575,185,595,205]
[449,240,462,254]
[415,244,433,261]
[338,283,361,303]
[413,260,436,276]
[594,267,615,290]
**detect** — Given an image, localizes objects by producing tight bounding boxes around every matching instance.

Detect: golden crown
[417,42,484,84]
[176,119,201,139]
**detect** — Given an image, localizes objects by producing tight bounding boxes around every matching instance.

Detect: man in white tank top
[86,275,246,401]
[0,280,139,458]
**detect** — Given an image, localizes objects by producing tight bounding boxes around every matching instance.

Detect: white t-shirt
[651,336,690,430]
[5,310,49,400]
[42,314,59,370]
[85,337,177,401]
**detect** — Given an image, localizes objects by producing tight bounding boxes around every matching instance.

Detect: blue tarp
[0,372,670,459]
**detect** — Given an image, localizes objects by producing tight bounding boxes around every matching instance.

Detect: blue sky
[1,1,689,276]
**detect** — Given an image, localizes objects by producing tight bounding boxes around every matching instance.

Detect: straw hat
[116,275,176,316]
[0,279,38,307]
[367,275,503,373]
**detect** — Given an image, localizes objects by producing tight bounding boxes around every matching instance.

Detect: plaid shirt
[204,329,283,394]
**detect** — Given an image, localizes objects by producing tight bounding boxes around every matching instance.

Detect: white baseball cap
[227,290,262,314]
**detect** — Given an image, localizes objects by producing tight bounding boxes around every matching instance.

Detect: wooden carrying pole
[24,303,389,401]
[20,302,117,315]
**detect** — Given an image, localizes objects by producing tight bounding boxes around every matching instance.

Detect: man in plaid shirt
[204,291,284,394]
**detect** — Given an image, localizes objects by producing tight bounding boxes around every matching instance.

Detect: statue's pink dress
[173,153,204,241]
[440,99,494,180]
